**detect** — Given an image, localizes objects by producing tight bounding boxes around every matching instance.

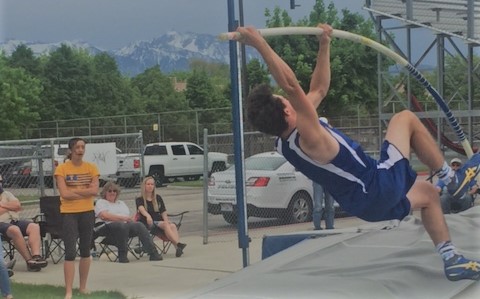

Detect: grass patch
[11,282,129,299]
[16,195,39,204]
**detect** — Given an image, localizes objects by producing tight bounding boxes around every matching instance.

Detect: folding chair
[39,196,65,264]
[93,222,141,262]
[1,233,15,261]
[1,212,49,262]
[138,211,189,254]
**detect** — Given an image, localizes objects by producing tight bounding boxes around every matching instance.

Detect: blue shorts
[355,141,415,222]
[0,220,33,236]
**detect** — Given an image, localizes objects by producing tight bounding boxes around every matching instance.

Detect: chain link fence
[26,108,233,145]
[0,132,143,220]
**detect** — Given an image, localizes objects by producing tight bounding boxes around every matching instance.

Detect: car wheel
[151,172,165,187]
[286,191,312,223]
[149,166,165,187]
[44,176,54,188]
[222,212,237,225]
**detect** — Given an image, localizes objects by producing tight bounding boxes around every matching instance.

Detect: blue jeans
[0,236,12,297]
[440,191,474,214]
[312,182,335,230]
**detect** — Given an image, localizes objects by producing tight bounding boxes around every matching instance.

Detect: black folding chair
[141,211,189,254]
[39,196,65,264]
[0,233,15,261]
[93,222,141,262]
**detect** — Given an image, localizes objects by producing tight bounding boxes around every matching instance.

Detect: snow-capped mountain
[0,32,256,76]
[113,31,231,76]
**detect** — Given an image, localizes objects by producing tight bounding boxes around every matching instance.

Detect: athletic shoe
[444,254,480,281]
[452,153,480,197]
[149,251,163,261]
[26,260,41,272]
[32,255,48,268]
[176,243,186,257]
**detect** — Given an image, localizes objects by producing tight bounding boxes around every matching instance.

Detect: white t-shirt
[0,191,20,222]
[94,198,130,223]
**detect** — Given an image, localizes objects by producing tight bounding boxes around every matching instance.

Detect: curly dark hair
[246,84,288,136]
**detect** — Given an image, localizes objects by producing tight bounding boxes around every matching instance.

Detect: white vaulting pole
[219,27,474,158]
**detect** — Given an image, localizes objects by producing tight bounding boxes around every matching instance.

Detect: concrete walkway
[9,217,368,299]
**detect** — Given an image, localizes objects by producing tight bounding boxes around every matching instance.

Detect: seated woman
[136,177,186,258]
[94,181,163,263]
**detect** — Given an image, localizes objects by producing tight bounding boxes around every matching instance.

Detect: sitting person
[94,181,163,263]
[0,174,47,272]
[435,158,478,214]
[136,177,186,258]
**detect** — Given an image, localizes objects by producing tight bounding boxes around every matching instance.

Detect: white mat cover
[180,206,480,299]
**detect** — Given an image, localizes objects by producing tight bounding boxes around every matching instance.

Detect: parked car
[2,161,35,188]
[208,151,320,225]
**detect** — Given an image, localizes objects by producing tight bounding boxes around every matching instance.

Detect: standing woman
[54,138,99,299]
[136,177,186,257]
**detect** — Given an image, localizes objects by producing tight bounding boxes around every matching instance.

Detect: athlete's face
[274,94,296,134]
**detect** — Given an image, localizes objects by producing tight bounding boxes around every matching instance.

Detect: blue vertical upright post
[227,0,250,267]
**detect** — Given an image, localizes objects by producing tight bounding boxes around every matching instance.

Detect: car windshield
[228,156,286,171]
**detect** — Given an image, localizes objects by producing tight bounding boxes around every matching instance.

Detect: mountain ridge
[0,31,256,76]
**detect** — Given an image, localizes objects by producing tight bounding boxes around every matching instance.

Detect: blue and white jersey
[276,119,414,221]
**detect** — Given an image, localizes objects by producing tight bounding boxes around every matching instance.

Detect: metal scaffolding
[363,0,480,155]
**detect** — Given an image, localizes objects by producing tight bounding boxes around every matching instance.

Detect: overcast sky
[0,0,366,50]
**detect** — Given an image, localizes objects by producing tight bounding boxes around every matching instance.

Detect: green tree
[131,66,187,112]
[442,54,480,110]
[262,0,383,117]
[131,66,189,141]
[186,69,231,131]
[0,56,42,139]
[91,52,141,115]
[246,58,270,91]
[7,44,41,76]
[40,44,96,121]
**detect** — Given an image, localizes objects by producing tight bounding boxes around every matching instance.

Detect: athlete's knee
[391,110,416,125]
[407,181,439,208]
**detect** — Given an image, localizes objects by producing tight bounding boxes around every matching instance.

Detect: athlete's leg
[406,181,450,245]
[384,110,444,171]
[385,110,479,281]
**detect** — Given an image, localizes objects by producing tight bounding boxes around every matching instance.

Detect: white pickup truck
[143,142,228,186]
[114,150,141,188]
